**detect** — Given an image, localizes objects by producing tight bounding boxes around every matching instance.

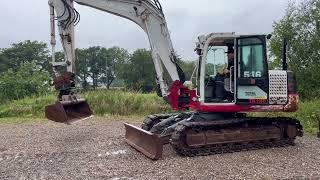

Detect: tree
[74,46,129,89]
[75,49,90,89]
[270,0,320,99]
[118,49,156,92]
[0,40,50,73]
[178,60,197,81]
[84,46,106,89]
[0,54,10,73]
[101,47,130,89]
[0,62,50,101]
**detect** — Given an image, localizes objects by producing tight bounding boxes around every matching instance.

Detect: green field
[0,90,318,134]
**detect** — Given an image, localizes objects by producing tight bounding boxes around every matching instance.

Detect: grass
[294,99,320,134]
[0,90,171,119]
[83,90,171,116]
[0,90,318,134]
[0,94,56,119]
[0,117,45,124]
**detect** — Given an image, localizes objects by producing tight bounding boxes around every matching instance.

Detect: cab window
[205,46,227,78]
[238,38,267,78]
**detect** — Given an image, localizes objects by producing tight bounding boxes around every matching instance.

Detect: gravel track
[0,118,319,180]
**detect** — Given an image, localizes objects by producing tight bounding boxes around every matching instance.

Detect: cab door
[235,36,269,105]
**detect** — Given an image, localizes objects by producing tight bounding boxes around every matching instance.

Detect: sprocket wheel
[141,114,175,131]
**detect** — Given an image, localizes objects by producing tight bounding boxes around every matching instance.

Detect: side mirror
[266,34,272,40]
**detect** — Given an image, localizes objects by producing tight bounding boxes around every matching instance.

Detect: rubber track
[170,117,303,157]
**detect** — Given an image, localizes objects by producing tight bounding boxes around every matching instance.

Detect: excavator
[46,0,303,160]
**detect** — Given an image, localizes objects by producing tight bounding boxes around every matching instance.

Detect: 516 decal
[244,71,262,78]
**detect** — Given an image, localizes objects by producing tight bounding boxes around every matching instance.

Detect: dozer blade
[45,99,93,124]
[124,123,166,160]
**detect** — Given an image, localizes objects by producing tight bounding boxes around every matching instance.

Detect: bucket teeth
[124,123,165,160]
[45,100,93,124]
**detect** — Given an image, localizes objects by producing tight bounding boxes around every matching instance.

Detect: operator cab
[195,33,270,105]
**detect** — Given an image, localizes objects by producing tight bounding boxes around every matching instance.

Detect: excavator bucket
[124,123,166,160]
[45,99,93,124]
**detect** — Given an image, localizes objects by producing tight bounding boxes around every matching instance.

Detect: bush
[0,62,50,102]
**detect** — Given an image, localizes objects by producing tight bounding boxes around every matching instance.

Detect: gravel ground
[0,118,319,180]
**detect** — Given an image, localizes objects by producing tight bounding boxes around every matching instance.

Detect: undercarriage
[124,113,303,160]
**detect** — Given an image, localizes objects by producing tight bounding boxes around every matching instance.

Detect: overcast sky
[0,0,291,59]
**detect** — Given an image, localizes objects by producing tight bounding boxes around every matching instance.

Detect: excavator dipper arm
[49,0,184,97]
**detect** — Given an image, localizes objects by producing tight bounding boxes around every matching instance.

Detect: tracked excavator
[46,0,303,160]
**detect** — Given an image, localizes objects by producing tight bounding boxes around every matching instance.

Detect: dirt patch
[0,118,319,179]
